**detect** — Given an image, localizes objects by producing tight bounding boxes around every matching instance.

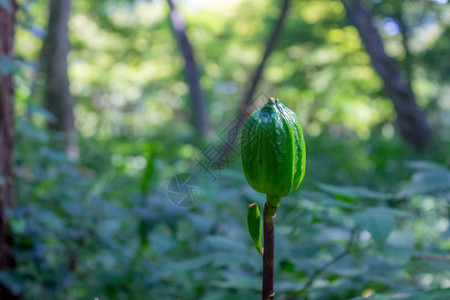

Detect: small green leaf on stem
[247,202,263,256]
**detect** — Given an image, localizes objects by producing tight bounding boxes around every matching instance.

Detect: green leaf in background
[397,169,450,198]
[27,104,56,123]
[9,217,26,235]
[317,183,392,201]
[382,230,415,265]
[275,280,307,293]
[351,288,450,300]
[211,273,260,290]
[406,160,448,172]
[205,235,247,253]
[353,208,395,247]
[373,207,412,218]
[17,120,49,143]
[299,190,358,209]
[166,255,214,272]
[39,147,70,163]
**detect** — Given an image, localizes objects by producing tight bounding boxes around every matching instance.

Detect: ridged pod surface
[241,98,306,202]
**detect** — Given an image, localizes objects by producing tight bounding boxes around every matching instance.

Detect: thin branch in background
[297,227,358,297]
[394,4,412,82]
[223,0,291,155]
[167,0,211,138]
[342,0,431,149]
[414,253,450,264]
[240,0,291,109]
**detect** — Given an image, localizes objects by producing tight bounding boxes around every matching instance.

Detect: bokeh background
[0,0,449,299]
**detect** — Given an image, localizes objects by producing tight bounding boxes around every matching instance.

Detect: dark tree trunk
[0,1,20,299]
[42,0,77,158]
[167,0,211,139]
[342,0,431,149]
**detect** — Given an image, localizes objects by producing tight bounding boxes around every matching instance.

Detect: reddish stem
[262,200,278,299]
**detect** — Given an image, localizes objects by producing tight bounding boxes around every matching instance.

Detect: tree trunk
[0,1,20,299]
[342,0,431,149]
[42,0,78,158]
[167,0,211,139]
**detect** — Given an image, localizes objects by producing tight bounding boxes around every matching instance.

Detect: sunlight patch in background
[382,18,400,36]
[63,0,450,146]
[185,0,244,13]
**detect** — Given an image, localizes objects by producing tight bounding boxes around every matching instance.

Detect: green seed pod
[247,202,263,256]
[241,98,306,205]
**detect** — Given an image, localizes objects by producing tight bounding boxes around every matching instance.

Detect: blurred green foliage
[2,0,449,299]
